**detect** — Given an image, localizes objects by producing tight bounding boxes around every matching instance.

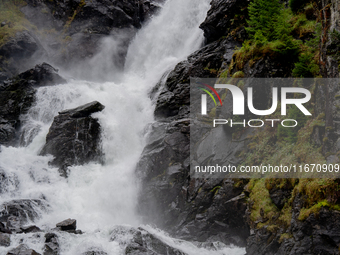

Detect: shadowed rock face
[199,0,248,43]
[0,199,47,235]
[17,63,67,86]
[137,34,249,246]
[20,0,161,72]
[7,244,41,255]
[0,31,47,80]
[0,63,66,146]
[40,101,105,176]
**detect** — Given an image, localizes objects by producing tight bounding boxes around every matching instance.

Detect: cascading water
[0,0,246,254]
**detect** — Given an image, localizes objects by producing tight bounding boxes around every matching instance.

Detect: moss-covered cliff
[138,0,340,254]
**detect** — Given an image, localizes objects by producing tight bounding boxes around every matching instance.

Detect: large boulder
[56,218,76,231]
[0,63,66,146]
[7,244,41,255]
[43,233,59,255]
[40,101,105,175]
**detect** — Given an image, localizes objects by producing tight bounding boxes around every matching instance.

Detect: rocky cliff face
[1,0,340,254]
[137,0,250,247]
[0,0,162,81]
[137,0,340,254]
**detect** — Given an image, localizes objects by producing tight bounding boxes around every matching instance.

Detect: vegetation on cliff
[0,0,33,47]
[217,0,340,251]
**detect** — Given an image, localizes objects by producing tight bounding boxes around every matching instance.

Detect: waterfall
[0,0,246,254]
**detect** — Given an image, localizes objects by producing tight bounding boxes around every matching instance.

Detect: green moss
[0,1,35,47]
[208,107,217,118]
[219,69,229,79]
[41,8,49,14]
[79,0,86,8]
[249,179,279,223]
[63,0,86,32]
[232,71,245,78]
[298,200,330,221]
[279,233,293,243]
[267,224,279,233]
[234,179,248,188]
[210,186,221,196]
[204,66,218,75]
[265,178,296,191]
[279,203,293,227]
[63,35,72,43]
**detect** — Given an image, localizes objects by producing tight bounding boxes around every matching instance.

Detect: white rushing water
[0,0,246,254]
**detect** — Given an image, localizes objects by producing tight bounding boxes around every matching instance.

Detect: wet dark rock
[7,216,22,232]
[18,63,67,86]
[246,194,340,255]
[138,35,248,246]
[269,189,292,210]
[43,233,59,255]
[0,222,12,234]
[7,244,41,255]
[0,63,67,146]
[0,72,9,82]
[110,226,186,255]
[40,101,104,175]
[1,22,6,27]
[0,30,46,76]
[21,225,41,233]
[199,0,249,43]
[20,0,145,72]
[0,199,47,231]
[82,250,108,255]
[56,218,76,231]
[242,56,296,78]
[41,0,140,35]
[58,101,105,118]
[0,232,10,247]
[0,30,43,59]
[0,122,16,145]
[154,37,240,118]
[0,80,35,146]
[138,0,164,23]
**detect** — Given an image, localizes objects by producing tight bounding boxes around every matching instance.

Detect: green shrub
[246,0,282,41]
[289,0,308,13]
[292,52,319,77]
